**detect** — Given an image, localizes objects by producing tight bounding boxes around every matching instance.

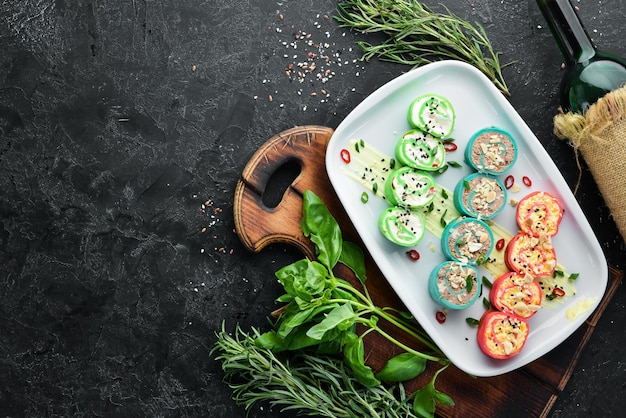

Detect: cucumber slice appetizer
[384,166,437,208]
[378,206,426,247]
[395,129,446,171]
[407,94,455,138]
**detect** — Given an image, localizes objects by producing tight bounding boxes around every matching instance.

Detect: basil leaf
[306,303,356,340]
[342,332,380,387]
[412,366,453,417]
[412,386,436,418]
[277,307,316,339]
[302,190,342,270]
[338,240,367,284]
[433,390,455,407]
[275,259,307,297]
[280,323,342,351]
[254,330,282,350]
[375,352,426,382]
[290,259,328,303]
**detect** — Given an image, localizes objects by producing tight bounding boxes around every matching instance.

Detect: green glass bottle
[536,0,626,113]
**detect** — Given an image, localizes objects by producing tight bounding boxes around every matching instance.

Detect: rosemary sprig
[213,324,419,418]
[335,0,511,95]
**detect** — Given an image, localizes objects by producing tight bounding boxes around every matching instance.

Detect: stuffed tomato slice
[378,206,426,247]
[477,310,530,359]
[505,233,557,278]
[490,271,542,319]
[516,191,564,237]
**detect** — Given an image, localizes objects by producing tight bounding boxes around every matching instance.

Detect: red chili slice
[489,272,542,319]
[504,175,514,190]
[477,310,530,359]
[522,176,532,187]
[407,249,420,261]
[516,191,564,237]
[443,142,458,152]
[435,311,447,324]
[495,238,505,251]
[552,287,566,297]
[340,149,351,163]
[505,233,557,278]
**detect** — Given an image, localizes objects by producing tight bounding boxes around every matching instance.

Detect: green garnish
[465,317,479,327]
[482,276,492,289]
[219,190,452,417]
[447,161,462,168]
[465,275,474,293]
[568,272,580,281]
[213,325,421,417]
[334,0,510,95]
[436,165,449,175]
[439,208,448,227]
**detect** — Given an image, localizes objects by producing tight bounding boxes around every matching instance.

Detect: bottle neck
[537,0,596,64]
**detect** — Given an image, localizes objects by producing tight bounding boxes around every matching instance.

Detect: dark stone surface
[1,1,624,417]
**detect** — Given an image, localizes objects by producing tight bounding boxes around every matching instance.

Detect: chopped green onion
[466,317,479,327]
[482,276,492,289]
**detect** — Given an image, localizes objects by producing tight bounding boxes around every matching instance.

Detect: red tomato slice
[505,233,557,278]
[516,191,564,238]
[477,310,530,359]
[489,272,542,319]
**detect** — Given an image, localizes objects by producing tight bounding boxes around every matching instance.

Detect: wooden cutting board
[233,125,622,418]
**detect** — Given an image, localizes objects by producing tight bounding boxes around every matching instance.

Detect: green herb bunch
[214,190,453,417]
[335,0,510,95]
[214,324,420,417]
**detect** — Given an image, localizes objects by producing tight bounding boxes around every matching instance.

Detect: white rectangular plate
[325,60,608,377]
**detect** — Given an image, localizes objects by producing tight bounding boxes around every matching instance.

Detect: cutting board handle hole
[262,159,302,208]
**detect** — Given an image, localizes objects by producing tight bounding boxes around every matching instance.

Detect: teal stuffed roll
[465,127,517,175]
[428,260,481,310]
[454,173,507,220]
[441,217,494,265]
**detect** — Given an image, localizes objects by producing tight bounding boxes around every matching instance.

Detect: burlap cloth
[553,85,626,241]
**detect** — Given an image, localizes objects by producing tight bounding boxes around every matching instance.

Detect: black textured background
[1,1,625,417]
